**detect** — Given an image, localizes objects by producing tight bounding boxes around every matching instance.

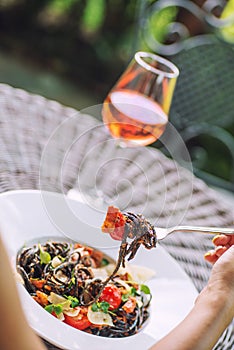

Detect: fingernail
[204,251,211,258]
[212,235,218,241]
[212,235,220,244]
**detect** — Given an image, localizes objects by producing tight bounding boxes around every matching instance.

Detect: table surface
[0,83,233,349]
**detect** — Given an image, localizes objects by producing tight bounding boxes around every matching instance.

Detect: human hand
[151,234,234,350]
[202,235,234,311]
[204,234,234,264]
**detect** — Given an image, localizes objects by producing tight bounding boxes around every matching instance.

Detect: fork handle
[176,226,234,235]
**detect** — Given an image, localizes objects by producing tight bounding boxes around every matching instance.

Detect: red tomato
[99,285,122,310]
[110,225,125,241]
[64,308,91,330]
[101,206,126,241]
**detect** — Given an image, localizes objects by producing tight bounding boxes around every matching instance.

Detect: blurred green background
[0,0,233,192]
[0,0,138,108]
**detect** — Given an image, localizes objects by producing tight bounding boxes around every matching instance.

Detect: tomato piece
[99,285,122,310]
[110,225,125,241]
[90,249,104,267]
[64,308,91,330]
[33,290,49,306]
[101,206,126,241]
[74,243,83,249]
[122,296,137,313]
[30,278,46,289]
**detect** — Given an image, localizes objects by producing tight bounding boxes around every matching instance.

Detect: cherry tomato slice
[64,308,91,330]
[99,285,122,310]
[101,206,126,241]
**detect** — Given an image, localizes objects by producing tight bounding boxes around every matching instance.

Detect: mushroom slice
[87,307,114,326]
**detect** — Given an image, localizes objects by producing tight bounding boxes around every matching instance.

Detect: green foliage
[81,0,105,34]
[138,3,178,52]
[148,6,178,42]
[220,0,234,43]
[48,0,78,13]
[0,0,137,98]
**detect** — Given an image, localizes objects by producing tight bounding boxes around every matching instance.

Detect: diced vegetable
[122,296,137,313]
[101,206,126,241]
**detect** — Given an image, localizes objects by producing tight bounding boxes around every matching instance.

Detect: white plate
[0,190,198,350]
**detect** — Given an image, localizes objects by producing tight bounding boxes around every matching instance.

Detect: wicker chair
[136,0,234,192]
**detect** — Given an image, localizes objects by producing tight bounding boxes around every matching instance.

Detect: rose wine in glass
[102,51,179,147]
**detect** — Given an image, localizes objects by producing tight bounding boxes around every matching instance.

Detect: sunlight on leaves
[81,0,105,35]
[220,0,234,43]
[48,0,77,14]
[148,6,178,42]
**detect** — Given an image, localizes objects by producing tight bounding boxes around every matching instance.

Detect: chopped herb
[91,301,110,313]
[64,295,79,308]
[121,287,137,302]
[140,284,151,295]
[130,287,137,296]
[101,258,109,266]
[68,276,76,288]
[54,304,63,315]
[91,303,99,312]
[100,301,110,313]
[39,244,51,265]
[121,293,129,302]
[44,304,63,316]
[44,303,63,316]
[44,304,53,314]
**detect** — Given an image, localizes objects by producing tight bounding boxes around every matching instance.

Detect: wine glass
[102,51,179,147]
[40,52,190,250]
[68,52,179,231]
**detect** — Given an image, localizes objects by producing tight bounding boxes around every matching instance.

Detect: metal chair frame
[136,0,234,191]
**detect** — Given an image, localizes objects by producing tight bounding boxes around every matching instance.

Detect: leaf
[91,301,110,313]
[39,244,51,265]
[100,301,110,313]
[65,295,79,308]
[121,293,129,302]
[101,258,109,266]
[140,284,151,295]
[54,304,63,315]
[44,304,53,314]
[130,287,137,296]
[81,0,105,33]
[121,287,137,302]
[220,0,234,43]
[91,303,99,312]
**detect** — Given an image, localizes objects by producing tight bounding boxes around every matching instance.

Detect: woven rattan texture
[0,83,233,349]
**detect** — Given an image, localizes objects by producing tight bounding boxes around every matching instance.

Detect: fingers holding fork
[204,234,234,264]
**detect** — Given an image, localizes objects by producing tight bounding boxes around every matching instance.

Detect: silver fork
[156,225,234,241]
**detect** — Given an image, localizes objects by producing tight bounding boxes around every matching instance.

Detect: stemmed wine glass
[42,52,183,249]
[68,51,179,227]
[102,51,179,147]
